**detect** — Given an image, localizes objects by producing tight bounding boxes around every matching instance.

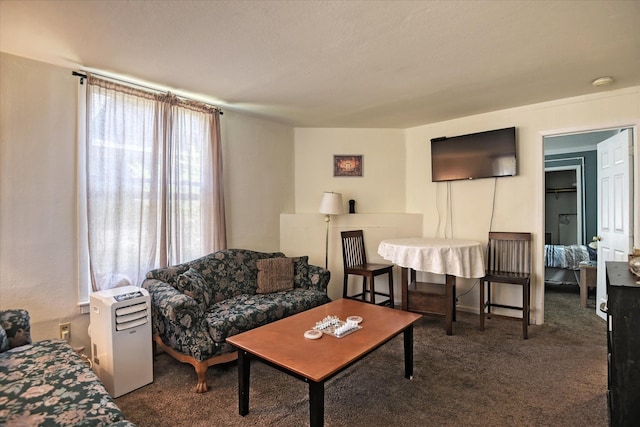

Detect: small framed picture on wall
[334,155,363,177]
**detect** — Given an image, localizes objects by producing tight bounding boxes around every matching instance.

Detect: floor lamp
[319,192,344,269]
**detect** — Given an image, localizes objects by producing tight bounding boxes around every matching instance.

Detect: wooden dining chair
[341,230,394,306]
[479,232,532,339]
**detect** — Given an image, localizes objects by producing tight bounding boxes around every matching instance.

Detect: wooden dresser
[605,261,640,425]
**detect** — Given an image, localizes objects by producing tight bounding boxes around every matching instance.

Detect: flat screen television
[431,127,517,182]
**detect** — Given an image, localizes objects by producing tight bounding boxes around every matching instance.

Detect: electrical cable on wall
[437,174,499,240]
[433,181,455,239]
[434,181,453,239]
[435,182,444,238]
[488,177,497,232]
[456,279,479,299]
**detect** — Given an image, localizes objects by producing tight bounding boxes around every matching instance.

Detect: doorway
[544,165,584,245]
[543,127,633,318]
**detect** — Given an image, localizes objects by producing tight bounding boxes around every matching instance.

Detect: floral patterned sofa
[142,248,331,392]
[0,309,135,427]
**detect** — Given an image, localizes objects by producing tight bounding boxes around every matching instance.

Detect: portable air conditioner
[90,285,153,397]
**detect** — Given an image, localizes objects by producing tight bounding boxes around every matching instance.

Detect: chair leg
[343,274,350,299]
[527,284,531,326]
[452,284,457,322]
[523,282,530,339]
[479,279,485,331]
[479,279,530,339]
[369,275,376,304]
[388,271,394,308]
[361,277,367,302]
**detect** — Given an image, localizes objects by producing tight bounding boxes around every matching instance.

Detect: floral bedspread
[0,339,135,427]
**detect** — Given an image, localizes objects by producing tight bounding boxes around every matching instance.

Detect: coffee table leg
[238,350,250,416]
[404,324,414,379]
[308,380,324,427]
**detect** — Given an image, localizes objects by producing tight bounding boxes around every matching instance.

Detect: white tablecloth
[377,237,485,279]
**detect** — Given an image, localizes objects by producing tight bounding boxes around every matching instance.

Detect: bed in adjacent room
[544,244,596,286]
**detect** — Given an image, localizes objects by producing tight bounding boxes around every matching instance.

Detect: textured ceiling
[1,0,639,128]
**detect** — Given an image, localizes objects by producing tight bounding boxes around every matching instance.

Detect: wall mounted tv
[431,126,517,182]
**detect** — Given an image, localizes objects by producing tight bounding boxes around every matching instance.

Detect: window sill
[78,301,90,314]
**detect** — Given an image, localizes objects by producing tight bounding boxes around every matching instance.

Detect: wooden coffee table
[226,298,422,427]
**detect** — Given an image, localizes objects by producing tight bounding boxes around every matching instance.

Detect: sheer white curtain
[81,74,226,292]
[165,98,220,264]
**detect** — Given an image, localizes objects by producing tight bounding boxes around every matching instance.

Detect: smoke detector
[592,76,614,87]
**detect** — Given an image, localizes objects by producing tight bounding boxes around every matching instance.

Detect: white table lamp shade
[319,192,344,215]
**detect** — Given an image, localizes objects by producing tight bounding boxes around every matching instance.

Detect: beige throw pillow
[256,258,294,294]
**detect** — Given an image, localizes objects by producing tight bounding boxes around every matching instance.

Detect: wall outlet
[59,322,71,341]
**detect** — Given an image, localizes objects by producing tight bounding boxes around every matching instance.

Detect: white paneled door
[597,129,633,320]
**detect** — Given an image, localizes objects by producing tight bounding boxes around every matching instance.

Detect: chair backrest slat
[487,232,531,274]
[341,230,367,269]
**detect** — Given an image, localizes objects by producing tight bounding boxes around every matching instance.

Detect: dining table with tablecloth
[377,237,485,334]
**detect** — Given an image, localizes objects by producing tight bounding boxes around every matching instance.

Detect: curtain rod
[71,71,222,114]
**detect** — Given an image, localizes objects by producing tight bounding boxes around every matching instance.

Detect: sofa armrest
[307,265,331,293]
[142,279,204,325]
[0,309,32,351]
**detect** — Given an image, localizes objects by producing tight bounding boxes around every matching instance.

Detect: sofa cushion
[256,258,294,294]
[204,289,331,343]
[176,268,211,311]
[0,309,31,349]
[292,256,312,289]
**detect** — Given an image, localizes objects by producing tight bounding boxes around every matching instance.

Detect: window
[78,74,225,297]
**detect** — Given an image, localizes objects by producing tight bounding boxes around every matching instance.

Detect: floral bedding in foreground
[0,339,135,427]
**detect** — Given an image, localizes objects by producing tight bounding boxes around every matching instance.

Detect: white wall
[0,53,82,344]
[0,53,295,352]
[406,87,639,322]
[290,87,640,323]
[289,128,408,301]
[294,128,405,213]
[221,111,295,251]
[3,51,639,349]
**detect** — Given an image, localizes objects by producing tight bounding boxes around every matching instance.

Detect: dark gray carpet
[116,287,608,426]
